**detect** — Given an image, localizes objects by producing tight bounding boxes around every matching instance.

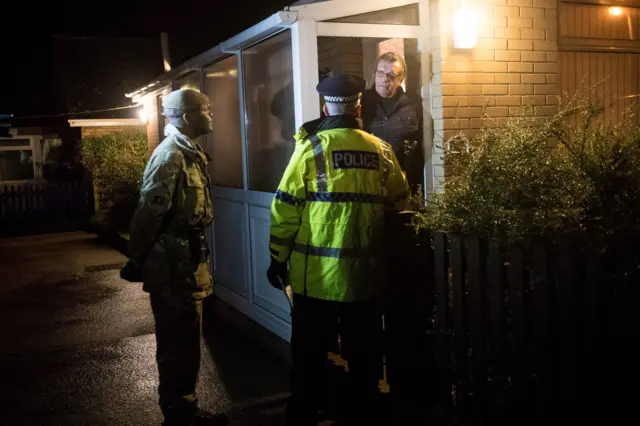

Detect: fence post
[530,238,550,421]
[507,243,526,415]
[25,183,32,220]
[486,238,506,423]
[582,240,604,423]
[15,185,24,236]
[36,183,45,233]
[466,236,487,423]
[450,235,469,413]
[551,239,577,421]
[0,187,6,237]
[433,232,452,410]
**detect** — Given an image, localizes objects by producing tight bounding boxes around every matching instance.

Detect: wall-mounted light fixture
[608,6,634,40]
[609,7,623,17]
[138,106,149,124]
[453,2,480,49]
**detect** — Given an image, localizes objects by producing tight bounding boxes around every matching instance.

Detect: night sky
[2,0,292,121]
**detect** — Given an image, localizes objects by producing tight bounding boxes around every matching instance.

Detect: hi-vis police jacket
[269,115,408,302]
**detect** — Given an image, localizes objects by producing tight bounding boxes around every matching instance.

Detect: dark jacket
[361,87,424,190]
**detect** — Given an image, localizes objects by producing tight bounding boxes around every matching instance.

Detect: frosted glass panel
[243,31,295,193]
[204,56,243,188]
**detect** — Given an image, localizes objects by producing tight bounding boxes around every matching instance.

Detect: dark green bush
[412,95,640,242]
[80,130,148,232]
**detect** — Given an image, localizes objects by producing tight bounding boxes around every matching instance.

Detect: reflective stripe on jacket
[269,115,408,302]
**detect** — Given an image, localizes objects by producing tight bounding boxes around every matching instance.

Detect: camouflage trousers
[150,293,203,423]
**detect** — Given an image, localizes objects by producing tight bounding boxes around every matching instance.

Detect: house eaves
[125,10,298,103]
[291,0,328,5]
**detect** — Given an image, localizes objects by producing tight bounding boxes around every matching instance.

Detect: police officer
[268,74,408,425]
[120,89,227,426]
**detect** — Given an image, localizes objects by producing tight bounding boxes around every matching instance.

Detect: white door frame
[291,12,433,193]
[292,0,419,22]
[316,22,421,39]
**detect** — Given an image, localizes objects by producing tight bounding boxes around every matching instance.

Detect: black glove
[267,258,287,291]
[120,259,143,282]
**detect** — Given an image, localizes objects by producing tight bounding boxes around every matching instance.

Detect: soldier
[268,74,408,425]
[120,89,227,426]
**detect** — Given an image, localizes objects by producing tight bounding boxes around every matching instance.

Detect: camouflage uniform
[128,123,213,423]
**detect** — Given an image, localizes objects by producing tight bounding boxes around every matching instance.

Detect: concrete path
[0,232,290,425]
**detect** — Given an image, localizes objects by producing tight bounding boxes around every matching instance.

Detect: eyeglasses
[375,70,403,82]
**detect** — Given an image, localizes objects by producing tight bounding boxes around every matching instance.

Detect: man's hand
[267,258,287,291]
[120,259,143,282]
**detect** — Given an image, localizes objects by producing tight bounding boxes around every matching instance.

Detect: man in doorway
[268,73,408,426]
[361,52,424,193]
[363,52,440,420]
[120,89,227,426]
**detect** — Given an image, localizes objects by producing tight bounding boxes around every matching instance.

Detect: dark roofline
[126,10,297,101]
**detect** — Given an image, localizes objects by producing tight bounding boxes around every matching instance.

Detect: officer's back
[270,73,408,303]
[269,74,407,426]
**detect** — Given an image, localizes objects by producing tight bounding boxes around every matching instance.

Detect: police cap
[316,74,366,103]
[162,89,209,112]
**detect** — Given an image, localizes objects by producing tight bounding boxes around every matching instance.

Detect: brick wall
[430,0,559,191]
[318,37,365,77]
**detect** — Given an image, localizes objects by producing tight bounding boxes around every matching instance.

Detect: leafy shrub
[80,130,148,232]
[412,95,640,242]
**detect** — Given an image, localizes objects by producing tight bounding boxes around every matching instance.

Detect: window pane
[243,31,295,193]
[177,71,202,91]
[0,150,34,181]
[204,56,243,188]
[326,4,420,25]
[175,73,205,150]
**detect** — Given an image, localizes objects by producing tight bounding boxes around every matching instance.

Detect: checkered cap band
[323,93,362,103]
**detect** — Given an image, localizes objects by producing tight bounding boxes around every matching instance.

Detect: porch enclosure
[131,0,431,342]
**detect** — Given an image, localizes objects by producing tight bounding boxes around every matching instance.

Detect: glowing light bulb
[609,7,624,17]
[454,6,479,49]
[139,107,149,124]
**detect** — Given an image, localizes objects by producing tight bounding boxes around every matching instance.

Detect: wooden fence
[386,213,638,425]
[0,181,93,238]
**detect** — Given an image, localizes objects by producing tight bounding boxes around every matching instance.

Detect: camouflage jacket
[128,124,214,301]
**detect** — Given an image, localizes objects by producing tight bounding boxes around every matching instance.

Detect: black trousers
[150,293,203,422]
[384,300,437,406]
[287,294,384,426]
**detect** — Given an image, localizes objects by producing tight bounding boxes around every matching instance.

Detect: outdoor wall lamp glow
[453,3,479,49]
[608,6,634,40]
[138,106,149,124]
[609,7,623,17]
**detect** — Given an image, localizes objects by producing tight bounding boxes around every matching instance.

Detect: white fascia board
[291,0,418,22]
[221,11,298,52]
[316,22,421,38]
